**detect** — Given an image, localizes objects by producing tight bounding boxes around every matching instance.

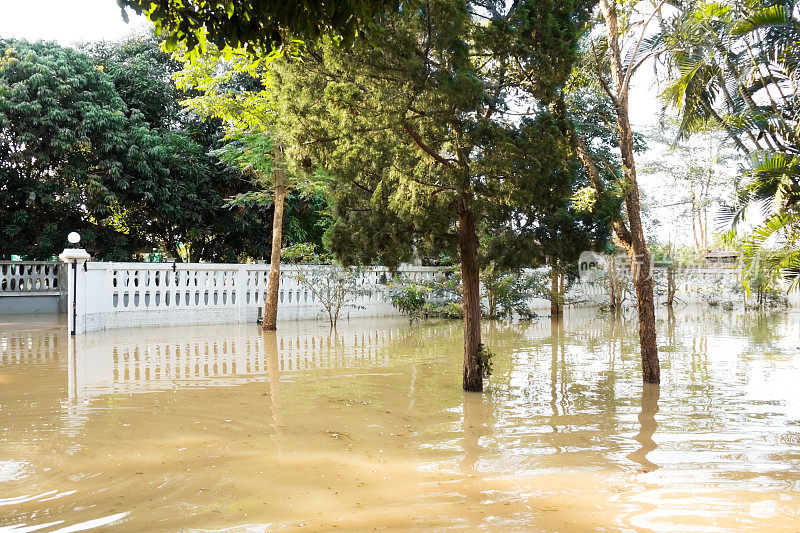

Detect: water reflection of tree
[594,314,621,442]
[461,392,488,473]
[739,312,788,355]
[626,384,660,472]
[549,317,564,446]
[261,329,284,447]
[460,391,491,529]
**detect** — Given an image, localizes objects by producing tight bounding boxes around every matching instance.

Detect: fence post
[59,248,91,335]
[236,264,248,322]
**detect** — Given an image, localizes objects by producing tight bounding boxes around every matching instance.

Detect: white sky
[0,0,149,44]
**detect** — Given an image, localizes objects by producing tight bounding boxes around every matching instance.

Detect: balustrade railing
[64,261,444,333]
[0,261,63,294]
[55,249,792,335]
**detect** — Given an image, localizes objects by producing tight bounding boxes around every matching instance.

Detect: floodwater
[1,309,800,532]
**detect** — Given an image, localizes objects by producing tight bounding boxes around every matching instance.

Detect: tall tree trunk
[262,169,287,330]
[600,0,660,384]
[458,198,483,392]
[620,128,660,383]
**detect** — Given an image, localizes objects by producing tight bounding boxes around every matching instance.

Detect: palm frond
[731,6,788,36]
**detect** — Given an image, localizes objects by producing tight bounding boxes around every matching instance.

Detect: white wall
[74,263,442,333]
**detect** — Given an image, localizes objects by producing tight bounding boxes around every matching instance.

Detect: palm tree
[659,0,800,289]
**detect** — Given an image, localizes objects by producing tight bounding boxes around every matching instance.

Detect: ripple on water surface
[1,310,800,531]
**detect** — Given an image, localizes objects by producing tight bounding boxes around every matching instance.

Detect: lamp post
[67,232,80,247]
[59,233,91,335]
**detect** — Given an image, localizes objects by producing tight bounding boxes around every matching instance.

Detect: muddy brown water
[1,308,800,532]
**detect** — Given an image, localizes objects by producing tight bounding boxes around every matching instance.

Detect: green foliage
[118,0,392,58]
[474,343,494,378]
[282,242,318,264]
[558,88,638,259]
[173,44,325,245]
[388,264,544,321]
[388,267,463,321]
[0,38,167,259]
[294,265,372,327]
[658,1,800,290]
[481,263,538,319]
[213,131,274,178]
[740,248,793,309]
[0,36,324,261]
[390,285,428,319]
[281,241,331,264]
[268,0,592,271]
[736,155,800,291]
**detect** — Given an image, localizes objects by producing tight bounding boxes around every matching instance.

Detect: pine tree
[267,0,589,391]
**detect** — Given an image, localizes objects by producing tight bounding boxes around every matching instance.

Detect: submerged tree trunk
[263,168,287,330]
[550,268,563,316]
[626,383,660,472]
[608,267,618,312]
[666,266,676,307]
[618,116,659,381]
[458,198,483,392]
[599,0,660,384]
[626,187,660,383]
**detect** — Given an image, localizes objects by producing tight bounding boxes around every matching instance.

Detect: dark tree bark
[262,167,287,330]
[458,197,483,392]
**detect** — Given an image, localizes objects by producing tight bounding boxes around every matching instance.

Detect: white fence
[66,259,443,333]
[571,266,739,305]
[0,261,66,313]
[58,250,799,334]
[0,261,63,292]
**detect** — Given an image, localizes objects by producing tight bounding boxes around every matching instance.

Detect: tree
[0,38,169,259]
[642,126,741,252]
[562,88,641,312]
[0,37,322,261]
[657,1,795,154]
[116,0,393,57]
[658,1,800,290]
[651,240,696,307]
[295,265,370,328]
[175,52,322,329]
[266,0,589,391]
[84,35,296,263]
[577,0,666,384]
[214,132,293,329]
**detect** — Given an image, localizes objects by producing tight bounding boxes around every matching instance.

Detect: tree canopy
[658,0,800,288]
[267,0,594,265]
[0,38,167,259]
[117,0,394,57]
[254,0,592,389]
[0,37,324,260]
